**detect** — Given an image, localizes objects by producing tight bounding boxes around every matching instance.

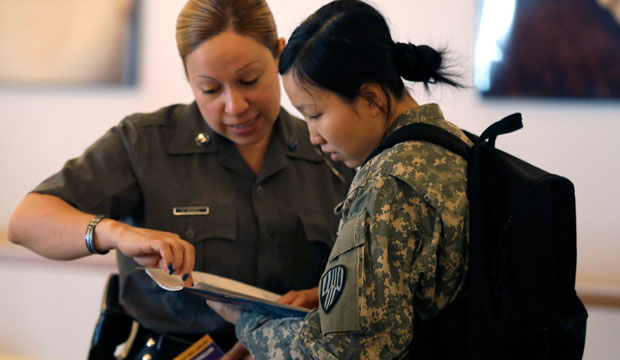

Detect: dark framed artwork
[0,0,140,86]
[474,0,620,99]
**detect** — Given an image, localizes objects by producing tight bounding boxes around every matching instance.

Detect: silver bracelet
[85,215,109,255]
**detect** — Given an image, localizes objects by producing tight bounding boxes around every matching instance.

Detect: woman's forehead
[186,31,275,77]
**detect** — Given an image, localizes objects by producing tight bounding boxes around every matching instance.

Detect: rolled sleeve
[33,119,141,217]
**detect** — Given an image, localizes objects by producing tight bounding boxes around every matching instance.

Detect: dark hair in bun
[279,0,462,108]
[392,43,460,88]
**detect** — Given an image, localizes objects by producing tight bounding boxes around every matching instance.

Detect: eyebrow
[294,104,315,115]
[191,60,262,80]
[235,60,261,73]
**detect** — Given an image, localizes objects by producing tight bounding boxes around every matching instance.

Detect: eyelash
[202,88,219,95]
[308,114,322,121]
[200,77,259,95]
[241,77,259,86]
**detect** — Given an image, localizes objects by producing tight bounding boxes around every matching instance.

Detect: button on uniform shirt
[33,103,354,344]
[234,103,471,359]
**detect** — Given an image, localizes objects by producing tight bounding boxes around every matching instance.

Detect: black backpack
[367,113,588,359]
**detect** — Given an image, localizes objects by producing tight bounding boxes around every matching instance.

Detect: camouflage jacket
[235,104,471,359]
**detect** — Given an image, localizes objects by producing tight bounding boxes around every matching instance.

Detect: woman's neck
[235,134,271,175]
[385,93,419,129]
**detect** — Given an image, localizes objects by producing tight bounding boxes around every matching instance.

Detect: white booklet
[144,268,310,318]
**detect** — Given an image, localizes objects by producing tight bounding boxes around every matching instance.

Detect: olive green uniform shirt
[235,103,470,359]
[33,103,353,342]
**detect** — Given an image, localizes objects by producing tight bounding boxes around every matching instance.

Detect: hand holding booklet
[144,268,310,318]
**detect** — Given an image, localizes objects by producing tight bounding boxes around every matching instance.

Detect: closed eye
[201,87,220,95]
[240,77,259,86]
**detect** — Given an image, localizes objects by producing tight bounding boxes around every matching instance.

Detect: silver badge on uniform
[320,265,346,313]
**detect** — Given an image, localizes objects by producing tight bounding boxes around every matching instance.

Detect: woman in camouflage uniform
[208,0,470,358]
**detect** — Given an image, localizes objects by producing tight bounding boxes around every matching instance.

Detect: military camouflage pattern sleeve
[235,312,310,359]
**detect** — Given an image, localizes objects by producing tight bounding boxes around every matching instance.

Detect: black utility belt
[120,323,198,359]
[123,323,227,360]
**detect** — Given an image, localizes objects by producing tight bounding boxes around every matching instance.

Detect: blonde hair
[176,0,279,64]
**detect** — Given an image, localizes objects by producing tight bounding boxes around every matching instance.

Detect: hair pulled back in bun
[279,0,462,105]
[393,43,432,81]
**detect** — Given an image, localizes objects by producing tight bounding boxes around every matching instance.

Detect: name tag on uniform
[173,206,210,216]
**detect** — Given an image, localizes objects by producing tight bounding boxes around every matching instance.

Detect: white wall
[0,0,619,358]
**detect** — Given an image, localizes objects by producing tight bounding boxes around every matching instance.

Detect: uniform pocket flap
[149,203,236,242]
[328,214,365,262]
[298,214,336,248]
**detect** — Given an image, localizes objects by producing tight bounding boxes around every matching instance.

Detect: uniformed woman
[7,0,353,358]
[207,0,470,358]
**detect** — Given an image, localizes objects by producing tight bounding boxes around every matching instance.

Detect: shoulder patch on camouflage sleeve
[320,265,346,313]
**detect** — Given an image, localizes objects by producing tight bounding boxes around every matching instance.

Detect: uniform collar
[166,103,322,180]
[167,103,321,162]
[248,108,323,182]
[276,108,323,163]
[167,102,217,155]
[383,103,472,147]
[383,103,445,140]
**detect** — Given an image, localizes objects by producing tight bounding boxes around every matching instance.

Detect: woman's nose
[224,88,249,115]
[308,124,326,145]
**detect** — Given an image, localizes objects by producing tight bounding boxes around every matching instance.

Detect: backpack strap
[363,112,523,166]
[478,113,522,147]
[363,122,470,166]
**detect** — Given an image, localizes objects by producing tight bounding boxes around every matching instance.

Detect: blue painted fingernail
[182,273,189,281]
[168,263,174,275]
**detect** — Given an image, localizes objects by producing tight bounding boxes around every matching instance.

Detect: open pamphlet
[145,268,310,318]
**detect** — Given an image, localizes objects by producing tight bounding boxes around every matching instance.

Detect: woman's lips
[230,117,256,129]
[228,115,259,135]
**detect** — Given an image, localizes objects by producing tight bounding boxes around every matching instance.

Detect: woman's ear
[276,37,286,61]
[359,83,387,115]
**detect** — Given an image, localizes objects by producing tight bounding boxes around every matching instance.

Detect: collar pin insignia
[195,132,210,147]
[288,138,298,152]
